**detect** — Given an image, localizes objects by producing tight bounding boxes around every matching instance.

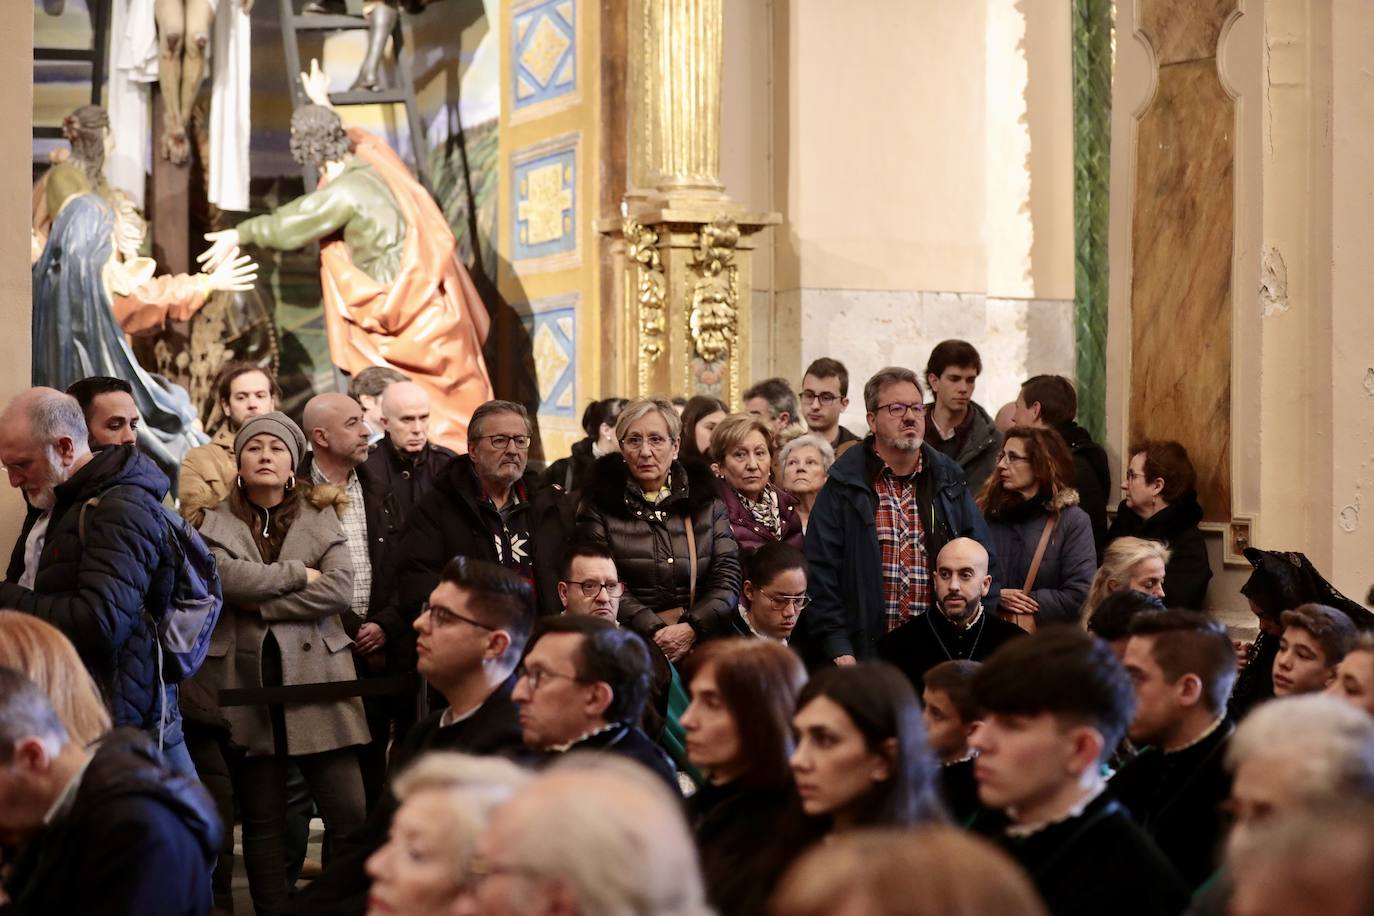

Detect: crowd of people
[0,340,1373,916]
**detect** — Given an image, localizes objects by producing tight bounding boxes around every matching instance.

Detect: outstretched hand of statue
[300,59,334,109]
[199,229,242,272]
[201,247,259,293]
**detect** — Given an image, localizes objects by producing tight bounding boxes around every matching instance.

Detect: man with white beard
[0,387,195,774]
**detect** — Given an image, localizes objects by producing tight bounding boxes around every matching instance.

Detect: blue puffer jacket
[1,446,182,747]
[803,438,1001,661]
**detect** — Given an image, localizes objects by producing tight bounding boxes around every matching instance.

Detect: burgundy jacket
[716,479,804,552]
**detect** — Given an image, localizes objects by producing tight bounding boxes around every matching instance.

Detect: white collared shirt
[20,510,52,590]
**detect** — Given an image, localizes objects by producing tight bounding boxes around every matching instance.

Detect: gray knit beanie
[234,411,307,471]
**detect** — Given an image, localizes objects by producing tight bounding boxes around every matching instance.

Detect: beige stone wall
[1109,0,1374,612]
[1,17,33,551]
[721,0,1076,432]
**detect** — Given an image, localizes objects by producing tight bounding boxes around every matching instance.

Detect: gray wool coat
[197,490,370,757]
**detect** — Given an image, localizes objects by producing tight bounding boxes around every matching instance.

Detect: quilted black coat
[0,445,180,744]
[576,454,741,639]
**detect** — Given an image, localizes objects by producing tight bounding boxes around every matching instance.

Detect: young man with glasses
[285,556,534,915]
[513,615,679,789]
[396,400,569,634]
[804,367,1000,664]
[800,357,861,452]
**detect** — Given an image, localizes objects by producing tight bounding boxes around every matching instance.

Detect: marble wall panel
[1129,55,1234,523]
[1140,0,1237,65]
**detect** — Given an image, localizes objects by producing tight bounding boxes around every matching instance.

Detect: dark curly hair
[62,105,110,188]
[288,105,352,169]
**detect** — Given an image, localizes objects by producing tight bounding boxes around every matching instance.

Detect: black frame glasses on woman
[420,601,496,630]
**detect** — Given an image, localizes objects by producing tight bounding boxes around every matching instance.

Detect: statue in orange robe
[205,105,493,451]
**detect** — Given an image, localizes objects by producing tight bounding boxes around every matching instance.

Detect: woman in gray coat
[977,426,1098,628]
[197,412,369,915]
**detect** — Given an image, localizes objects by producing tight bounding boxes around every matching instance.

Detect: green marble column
[1072,0,1113,442]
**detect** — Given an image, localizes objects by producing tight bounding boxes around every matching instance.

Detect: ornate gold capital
[687,217,740,366]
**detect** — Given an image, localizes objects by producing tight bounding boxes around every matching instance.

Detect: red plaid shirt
[874,459,931,632]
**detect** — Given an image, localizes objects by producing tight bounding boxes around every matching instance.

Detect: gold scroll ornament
[687,217,740,364]
[622,205,667,393]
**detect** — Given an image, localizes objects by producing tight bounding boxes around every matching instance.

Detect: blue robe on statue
[32,193,206,486]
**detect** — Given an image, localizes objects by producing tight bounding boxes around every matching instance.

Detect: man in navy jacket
[804,367,1000,663]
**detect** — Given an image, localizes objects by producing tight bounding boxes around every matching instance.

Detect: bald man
[362,381,458,534]
[300,392,404,806]
[877,537,1026,692]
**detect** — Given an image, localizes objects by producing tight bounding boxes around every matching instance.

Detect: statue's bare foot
[161,129,191,165]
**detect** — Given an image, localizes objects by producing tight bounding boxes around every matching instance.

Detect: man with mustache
[804,367,1001,664]
[396,400,568,630]
[878,537,1024,692]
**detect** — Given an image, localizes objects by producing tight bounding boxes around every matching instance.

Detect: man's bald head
[379,381,431,454]
[303,393,370,470]
[933,537,992,625]
[471,756,707,915]
[0,388,92,510]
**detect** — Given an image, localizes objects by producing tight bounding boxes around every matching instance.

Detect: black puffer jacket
[1107,489,1213,609]
[3,727,220,915]
[0,446,181,744]
[576,455,741,638]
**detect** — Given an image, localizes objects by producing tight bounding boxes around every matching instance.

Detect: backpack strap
[77,494,104,546]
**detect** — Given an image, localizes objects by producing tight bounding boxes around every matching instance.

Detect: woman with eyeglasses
[975,426,1097,629]
[680,639,817,916]
[577,398,743,663]
[709,414,804,552]
[1105,439,1213,609]
[789,663,946,835]
[729,541,810,645]
[195,412,369,915]
[364,752,530,916]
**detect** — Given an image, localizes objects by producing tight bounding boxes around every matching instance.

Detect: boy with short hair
[971,629,1188,916]
[1273,602,1358,697]
[923,659,982,824]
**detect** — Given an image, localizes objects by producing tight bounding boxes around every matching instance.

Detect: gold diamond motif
[517,162,573,246]
[533,321,571,404]
[520,15,571,88]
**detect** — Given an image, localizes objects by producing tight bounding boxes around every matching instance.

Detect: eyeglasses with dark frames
[476,434,532,450]
[562,579,627,598]
[514,664,582,691]
[875,402,925,418]
[421,601,496,630]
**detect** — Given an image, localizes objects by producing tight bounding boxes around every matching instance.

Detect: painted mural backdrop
[32,0,501,417]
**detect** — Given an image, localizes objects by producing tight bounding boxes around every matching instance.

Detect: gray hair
[392,752,530,879]
[615,398,682,443]
[0,666,68,763]
[863,367,921,413]
[743,377,799,422]
[468,400,531,443]
[778,432,836,474]
[3,388,90,449]
[1228,694,1374,803]
[497,753,711,916]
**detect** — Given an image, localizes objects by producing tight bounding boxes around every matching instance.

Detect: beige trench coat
[197,488,370,757]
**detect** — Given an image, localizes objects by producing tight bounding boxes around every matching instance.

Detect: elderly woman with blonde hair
[364,752,530,916]
[709,414,804,552]
[0,610,110,747]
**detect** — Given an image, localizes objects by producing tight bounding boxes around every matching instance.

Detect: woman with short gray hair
[577,397,741,662]
[778,433,835,533]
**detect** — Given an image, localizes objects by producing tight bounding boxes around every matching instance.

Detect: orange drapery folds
[318,129,494,451]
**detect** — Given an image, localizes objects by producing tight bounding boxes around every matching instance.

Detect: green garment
[659,662,705,789]
[236,156,406,285]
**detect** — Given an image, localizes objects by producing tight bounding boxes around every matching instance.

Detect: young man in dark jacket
[0,388,193,774]
[1012,374,1112,559]
[285,557,532,915]
[923,340,1001,496]
[970,629,1189,916]
[804,367,1001,663]
[0,668,219,916]
[1111,611,1237,890]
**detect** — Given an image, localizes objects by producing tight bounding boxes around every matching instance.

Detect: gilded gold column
[607,0,777,403]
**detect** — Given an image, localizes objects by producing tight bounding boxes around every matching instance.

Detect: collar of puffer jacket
[583,453,719,519]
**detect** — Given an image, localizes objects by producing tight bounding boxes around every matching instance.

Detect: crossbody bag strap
[1022,513,1058,592]
[684,517,698,610]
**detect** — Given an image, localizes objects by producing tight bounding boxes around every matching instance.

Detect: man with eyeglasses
[513,615,678,789]
[878,537,1024,693]
[804,366,1000,665]
[397,399,568,639]
[800,357,861,453]
[284,556,534,916]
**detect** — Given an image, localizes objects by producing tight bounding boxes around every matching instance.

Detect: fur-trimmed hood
[306,480,349,517]
[583,453,720,519]
[1048,486,1081,512]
